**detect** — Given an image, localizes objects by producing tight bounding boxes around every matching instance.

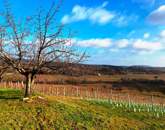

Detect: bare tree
[0,1,86,97]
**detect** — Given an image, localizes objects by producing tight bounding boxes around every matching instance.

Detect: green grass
[0,89,165,129]
[0,88,23,99]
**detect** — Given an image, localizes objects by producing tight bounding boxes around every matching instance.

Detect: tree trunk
[24,74,34,97]
[0,72,4,82]
[0,76,2,82]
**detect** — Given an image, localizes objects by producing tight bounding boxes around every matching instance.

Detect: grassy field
[0,89,165,130]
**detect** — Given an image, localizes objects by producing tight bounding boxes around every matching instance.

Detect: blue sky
[1,0,165,66]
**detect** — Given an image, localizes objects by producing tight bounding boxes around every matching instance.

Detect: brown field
[4,72,165,83]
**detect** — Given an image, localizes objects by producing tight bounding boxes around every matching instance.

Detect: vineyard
[1,81,165,105]
[0,81,165,119]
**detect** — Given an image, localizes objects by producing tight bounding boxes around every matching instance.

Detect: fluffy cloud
[61,2,114,25]
[61,2,139,27]
[74,38,112,48]
[115,39,129,48]
[73,37,164,53]
[159,30,165,44]
[73,38,129,48]
[71,29,165,54]
[132,39,162,51]
[160,30,165,38]
[147,5,165,25]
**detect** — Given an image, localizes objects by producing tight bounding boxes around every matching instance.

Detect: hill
[46,63,165,76]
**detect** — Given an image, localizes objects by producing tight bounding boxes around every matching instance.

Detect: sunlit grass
[0,89,164,129]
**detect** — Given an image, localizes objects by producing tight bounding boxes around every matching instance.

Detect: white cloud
[61,2,139,27]
[73,38,129,48]
[74,38,112,48]
[115,39,129,48]
[143,33,150,39]
[147,5,165,25]
[159,30,165,44]
[61,2,115,25]
[160,30,165,38]
[73,37,164,53]
[71,29,165,54]
[132,39,162,51]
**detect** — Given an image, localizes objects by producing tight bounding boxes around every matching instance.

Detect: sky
[0,0,165,66]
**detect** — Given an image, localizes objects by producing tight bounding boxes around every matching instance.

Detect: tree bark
[0,76,2,82]
[24,74,34,97]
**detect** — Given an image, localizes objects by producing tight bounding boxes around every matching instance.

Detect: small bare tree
[0,1,86,97]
